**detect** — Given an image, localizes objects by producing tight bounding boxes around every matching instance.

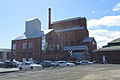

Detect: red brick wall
[57,28,89,46]
[11,38,42,61]
[45,30,64,53]
[94,51,120,64]
[82,39,97,61]
[52,17,87,30]
[83,39,97,51]
[51,17,97,61]
[52,18,89,47]
[11,32,67,61]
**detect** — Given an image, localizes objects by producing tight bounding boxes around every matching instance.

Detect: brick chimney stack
[48,8,52,29]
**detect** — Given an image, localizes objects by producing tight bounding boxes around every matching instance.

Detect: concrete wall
[0,49,11,61]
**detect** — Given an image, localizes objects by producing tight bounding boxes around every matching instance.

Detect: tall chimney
[48,8,52,29]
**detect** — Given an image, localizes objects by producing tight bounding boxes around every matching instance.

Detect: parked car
[93,60,107,64]
[80,60,93,65]
[19,62,42,70]
[57,61,67,67]
[40,61,54,68]
[12,61,21,68]
[50,61,59,67]
[57,61,75,67]
[69,61,81,65]
[0,61,3,67]
[66,62,75,67]
[2,60,13,68]
[34,60,43,64]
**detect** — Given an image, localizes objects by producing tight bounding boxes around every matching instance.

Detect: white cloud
[112,2,120,11]
[91,10,96,14]
[87,15,120,28]
[89,29,120,48]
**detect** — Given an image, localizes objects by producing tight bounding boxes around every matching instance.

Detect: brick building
[11,18,67,61]
[51,17,97,61]
[11,8,97,61]
[94,38,120,64]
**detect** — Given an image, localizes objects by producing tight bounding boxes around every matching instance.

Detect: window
[12,44,16,50]
[29,42,33,49]
[42,36,45,50]
[57,44,59,49]
[42,36,46,53]
[23,42,27,49]
[92,41,96,45]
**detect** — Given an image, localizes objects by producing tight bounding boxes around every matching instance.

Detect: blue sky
[0,0,120,48]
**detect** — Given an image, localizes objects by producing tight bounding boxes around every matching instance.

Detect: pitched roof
[82,37,94,43]
[109,38,120,43]
[43,29,53,35]
[95,46,120,52]
[14,29,53,40]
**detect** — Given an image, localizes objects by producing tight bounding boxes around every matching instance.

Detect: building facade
[94,38,120,64]
[11,18,66,61]
[11,13,97,61]
[0,48,11,61]
[51,17,97,61]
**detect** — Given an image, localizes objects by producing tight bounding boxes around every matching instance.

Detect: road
[0,64,120,80]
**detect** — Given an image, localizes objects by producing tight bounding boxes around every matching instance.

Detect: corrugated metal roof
[55,26,84,32]
[82,37,94,42]
[14,29,53,40]
[95,46,120,52]
[64,45,88,50]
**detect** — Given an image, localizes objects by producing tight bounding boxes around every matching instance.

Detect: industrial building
[48,8,97,61]
[94,38,120,64]
[50,17,97,61]
[11,18,67,61]
[11,8,97,61]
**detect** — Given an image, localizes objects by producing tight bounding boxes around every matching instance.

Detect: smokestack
[48,8,52,29]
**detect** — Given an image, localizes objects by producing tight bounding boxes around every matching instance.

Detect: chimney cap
[48,8,51,10]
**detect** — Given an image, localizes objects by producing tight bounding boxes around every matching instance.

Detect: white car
[57,61,67,67]
[66,62,75,67]
[57,61,75,67]
[80,60,93,65]
[19,62,42,70]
